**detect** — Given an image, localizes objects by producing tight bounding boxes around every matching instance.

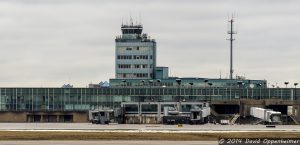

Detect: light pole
[149,80,153,101]
[122,80,127,102]
[189,82,194,101]
[237,81,244,124]
[208,82,213,123]
[156,79,162,102]
[294,83,298,100]
[256,83,262,100]
[140,80,145,101]
[176,79,182,113]
[237,81,243,98]
[284,82,289,100]
[204,79,208,101]
[141,80,145,97]
[263,82,267,99]
[122,80,127,87]
[208,83,213,105]
[157,79,162,86]
[176,79,182,101]
[271,85,275,99]
[139,80,145,124]
[284,82,289,124]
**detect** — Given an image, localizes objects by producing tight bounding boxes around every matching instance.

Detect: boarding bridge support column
[139,102,141,124]
[294,104,300,117]
[157,102,160,123]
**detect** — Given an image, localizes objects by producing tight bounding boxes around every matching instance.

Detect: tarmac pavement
[0,123,298,132]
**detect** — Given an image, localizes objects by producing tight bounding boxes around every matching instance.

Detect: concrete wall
[0,111,88,123]
[0,112,27,122]
[73,112,88,122]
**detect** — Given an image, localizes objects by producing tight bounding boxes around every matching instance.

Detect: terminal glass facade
[0,87,299,112]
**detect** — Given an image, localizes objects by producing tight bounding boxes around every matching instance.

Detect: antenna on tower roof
[135,16,138,25]
[125,18,128,26]
[130,16,133,26]
[139,12,142,25]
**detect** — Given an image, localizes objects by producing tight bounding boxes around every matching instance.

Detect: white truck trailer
[250,107,281,124]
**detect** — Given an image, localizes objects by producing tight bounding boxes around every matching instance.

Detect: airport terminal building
[0,22,299,123]
[0,86,299,123]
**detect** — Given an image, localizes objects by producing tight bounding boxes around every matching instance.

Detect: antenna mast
[227,15,237,79]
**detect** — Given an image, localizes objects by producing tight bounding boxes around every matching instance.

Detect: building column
[40,115,44,122]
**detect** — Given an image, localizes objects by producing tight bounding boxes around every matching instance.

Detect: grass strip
[0,131,299,140]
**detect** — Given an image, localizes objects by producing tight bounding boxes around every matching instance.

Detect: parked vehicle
[220,119,230,125]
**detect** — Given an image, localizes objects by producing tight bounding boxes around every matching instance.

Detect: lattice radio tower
[227,15,237,79]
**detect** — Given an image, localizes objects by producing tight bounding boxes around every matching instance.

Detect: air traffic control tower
[115,20,156,79]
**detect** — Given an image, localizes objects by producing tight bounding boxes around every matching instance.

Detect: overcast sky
[0,0,299,87]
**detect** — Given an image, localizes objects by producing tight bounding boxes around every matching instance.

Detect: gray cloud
[0,0,299,87]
